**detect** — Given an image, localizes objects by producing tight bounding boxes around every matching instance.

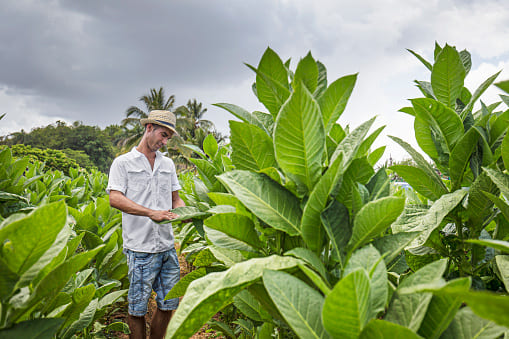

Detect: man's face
[146,124,173,152]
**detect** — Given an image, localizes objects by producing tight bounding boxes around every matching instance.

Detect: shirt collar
[130,147,163,171]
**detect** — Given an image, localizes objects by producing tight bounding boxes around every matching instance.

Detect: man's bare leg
[149,309,173,339]
[128,314,146,339]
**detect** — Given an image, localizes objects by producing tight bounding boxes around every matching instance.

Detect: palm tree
[167,99,226,170]
[174,99,224,143]
[119,87,175,152]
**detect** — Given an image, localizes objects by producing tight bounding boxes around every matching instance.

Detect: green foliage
[1,121,115,172]
[170,45,509,338]
[390,44,509,296]
[8,144,82,174]
[0,146,127,337]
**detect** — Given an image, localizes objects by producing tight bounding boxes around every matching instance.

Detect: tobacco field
[1,43,509,338]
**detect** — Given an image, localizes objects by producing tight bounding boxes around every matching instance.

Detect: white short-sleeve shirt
[106,147,181,253]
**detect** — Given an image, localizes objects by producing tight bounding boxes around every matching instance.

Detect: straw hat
[140,110,178,135]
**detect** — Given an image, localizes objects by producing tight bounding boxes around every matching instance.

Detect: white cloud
[465,60,509,108]
[0,87,71,136]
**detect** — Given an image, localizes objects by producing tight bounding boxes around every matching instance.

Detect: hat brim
[140,118,178,136]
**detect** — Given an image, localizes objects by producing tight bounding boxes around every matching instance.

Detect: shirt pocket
[158,169,173,194]
[127,169,150,192]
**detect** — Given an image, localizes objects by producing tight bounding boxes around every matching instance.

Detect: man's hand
[148,210,180,222]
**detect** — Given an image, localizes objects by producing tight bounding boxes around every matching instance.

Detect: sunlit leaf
[274,82,325,192]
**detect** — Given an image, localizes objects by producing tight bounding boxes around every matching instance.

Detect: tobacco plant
[0,147,129,338]
[390,43,509,290]
[166,48,509,338]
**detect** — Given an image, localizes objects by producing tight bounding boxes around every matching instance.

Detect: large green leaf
[495,255,509,293]
[263,270,331,339]
[298,263,332,295]
[347,197,405,254]
[207,192,252,217]
[202,134,218,160]
[229,121,277,171]
[217,171,302,236]
[0,259,17,302]
[461,71,502,120]
[411,98,463,152]
[372,232,420,265]
[330,117,376,166]
[407,278,509,328]
[459,49,472,75]
[335,157,374,209]
[431,45,465,108]
[441,307,508,339]
[360,319,424,339]
[415,80,435,99]
[417,277,470,339]
[314,60,328,99]
[395,190,467,249]
[292,52,318,94]
[189,158,221,192]
[318,74,357,133]
[321,200,351,267]
[414,117,439,160]
[206,246,245,268]
[389,136,447,192]
[233,289,271,323]
[500,119,509,170]
[0,318,64,339]
[344,245,387,318]
[59,284,96,333]
[449,127,480,190]
[385,260,447,331]
[407,48,432,71]
[389,165,446,201]
[61,298,98,339]
[301,152,344,252]
[466,172,499,235]
[465,239,509,253]
[213,103,269,134]
[367,146,386,167]
[483,191,509,227]
[274,81,325,192]
[248,47,290,118]
[484,167,509,201]
[204,213,263,250]
[366,167,390,201]
[204,226,254,253]
[166,255,302,338]
[0,201,67,279]
[19,225,71,289]
[9,246,103,323]
[496,80,509,94]
[322,269,371,339]
[284,247,328,281]
[357,126,385,158]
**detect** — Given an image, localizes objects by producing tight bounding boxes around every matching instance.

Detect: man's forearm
[109,190,179,222]
[109,190,152,217]
[171,190,186,209]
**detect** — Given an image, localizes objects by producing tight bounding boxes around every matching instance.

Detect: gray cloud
[1,0,508,161]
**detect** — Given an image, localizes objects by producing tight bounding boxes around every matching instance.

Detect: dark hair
[144,122,161,131]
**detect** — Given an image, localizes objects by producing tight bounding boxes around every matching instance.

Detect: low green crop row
[0,148,129,338]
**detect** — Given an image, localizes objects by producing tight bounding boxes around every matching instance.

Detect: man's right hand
[149,210,179,222]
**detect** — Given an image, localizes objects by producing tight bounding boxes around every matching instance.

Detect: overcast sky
[1,0,509,161]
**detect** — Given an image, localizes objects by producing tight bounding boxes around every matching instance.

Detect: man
[107,110,185,339]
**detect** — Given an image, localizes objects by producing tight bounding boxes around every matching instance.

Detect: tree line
[0,87,224,172]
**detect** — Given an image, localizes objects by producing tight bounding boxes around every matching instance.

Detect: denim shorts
[124,248,180,316]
